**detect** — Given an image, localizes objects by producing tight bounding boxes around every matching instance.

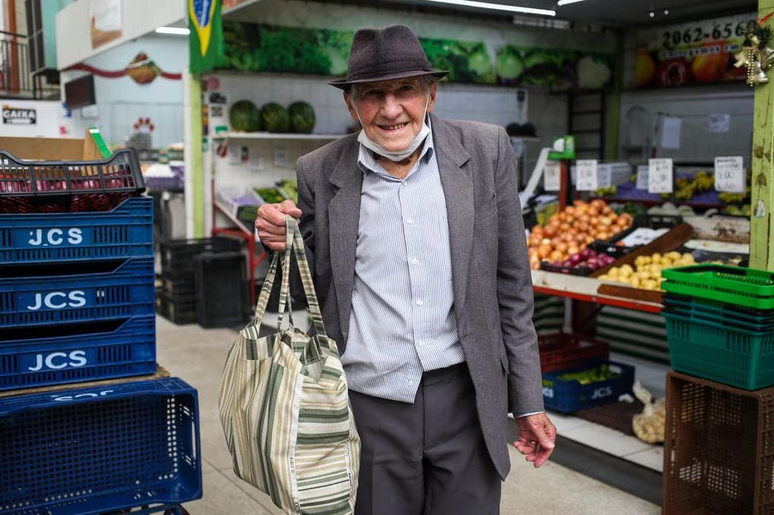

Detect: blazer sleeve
[493,126,544,414]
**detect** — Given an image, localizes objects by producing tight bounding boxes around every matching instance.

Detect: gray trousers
[349,363,502,515]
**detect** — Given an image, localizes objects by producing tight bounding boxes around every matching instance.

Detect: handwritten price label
[598,164,612,189]
[636,165,649,190]
[543,161,561,192]
[648,158,673,194]
[576,160,599,191]
[714,156,745,193]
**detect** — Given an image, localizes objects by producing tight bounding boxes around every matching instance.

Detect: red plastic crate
[538,332,610,373]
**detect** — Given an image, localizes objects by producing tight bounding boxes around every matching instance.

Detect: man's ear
[426,81,438,114]
[344,91,359,122]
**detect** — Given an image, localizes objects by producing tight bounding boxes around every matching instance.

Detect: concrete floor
[155,316,661,514]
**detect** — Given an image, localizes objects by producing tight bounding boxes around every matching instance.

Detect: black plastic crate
[160,270,198,297]
[159,237,241,276]
[590,214,683,258]
[155,288,198,325]
[195,252,250,328]
[0,149,145,213]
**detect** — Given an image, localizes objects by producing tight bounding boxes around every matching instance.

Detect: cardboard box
[0,127,111,161]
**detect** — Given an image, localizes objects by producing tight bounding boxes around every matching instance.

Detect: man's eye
[364,90,381,97]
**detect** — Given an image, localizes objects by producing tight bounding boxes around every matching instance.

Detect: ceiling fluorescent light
[557,0,586,5]
[423,0,555,17]
[156,27,190,35]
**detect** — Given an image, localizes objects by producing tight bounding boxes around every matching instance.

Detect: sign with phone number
[635,12,756,88]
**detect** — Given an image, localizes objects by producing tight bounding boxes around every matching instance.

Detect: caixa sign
[13,227,93,248]
[18,290,90,311]
[2,106,36,125]
[50,389,115,402]
[20,349,95,372]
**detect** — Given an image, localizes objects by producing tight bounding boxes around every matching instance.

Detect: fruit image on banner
[635,12,756,88]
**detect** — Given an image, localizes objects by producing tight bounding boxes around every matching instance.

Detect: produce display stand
[212,198,266,306]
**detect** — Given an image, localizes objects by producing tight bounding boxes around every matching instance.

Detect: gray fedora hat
[329,24,448,90]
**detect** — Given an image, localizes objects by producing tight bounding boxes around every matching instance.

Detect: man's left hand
[513,412,556,468]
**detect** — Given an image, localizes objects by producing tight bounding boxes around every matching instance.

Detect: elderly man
[255,24,555,515]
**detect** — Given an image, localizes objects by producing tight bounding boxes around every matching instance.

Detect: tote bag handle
[252,217,328,340]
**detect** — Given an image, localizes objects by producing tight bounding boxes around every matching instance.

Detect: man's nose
[381,93,401,117]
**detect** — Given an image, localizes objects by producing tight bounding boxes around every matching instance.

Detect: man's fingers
[277,200,302,218]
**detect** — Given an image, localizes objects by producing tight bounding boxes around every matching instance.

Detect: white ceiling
[343,0,757,28]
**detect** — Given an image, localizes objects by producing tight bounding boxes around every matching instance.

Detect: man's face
[345,77,437,153]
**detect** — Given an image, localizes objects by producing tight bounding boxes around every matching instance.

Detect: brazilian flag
[189,0,227,73]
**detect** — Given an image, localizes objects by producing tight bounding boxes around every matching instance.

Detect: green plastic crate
[662,265,774,309]
[664,311,774,390]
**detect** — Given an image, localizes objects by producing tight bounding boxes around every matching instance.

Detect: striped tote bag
[219,217,360,514]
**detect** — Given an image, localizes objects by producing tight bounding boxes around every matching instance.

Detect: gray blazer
[293,115,544,479]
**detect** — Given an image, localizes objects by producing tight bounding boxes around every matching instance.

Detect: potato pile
[527,200,634,270]
[597,251,695,290]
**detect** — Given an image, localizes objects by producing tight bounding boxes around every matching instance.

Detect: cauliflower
[577,55,612,89]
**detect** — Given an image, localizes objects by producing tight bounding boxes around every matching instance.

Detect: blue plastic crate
[0,315,156,391]
[0,196,153,264]
[541,359,635,413]
[0,377,202,515]
[0,258,155,326]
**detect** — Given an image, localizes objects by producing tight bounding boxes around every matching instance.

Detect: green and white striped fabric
[219,217,360,514]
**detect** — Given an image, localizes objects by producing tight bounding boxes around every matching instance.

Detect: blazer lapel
[328,141,363,341]
[432,117,473,325]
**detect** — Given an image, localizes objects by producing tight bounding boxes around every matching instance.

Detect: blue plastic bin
[0,196,153,264]
[0,258,155,326]
[0,315,156,391]
[0,377,202,515]
[541,359,635,413]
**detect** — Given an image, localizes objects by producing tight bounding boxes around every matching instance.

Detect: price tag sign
[636,165,649,190]
[575,159,599,191]
[648,158,673,194]
[598,164,612,188]
[714,156,745,193]
[543,160,561,191]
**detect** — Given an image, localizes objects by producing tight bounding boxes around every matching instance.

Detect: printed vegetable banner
[635,12,756,88]
[222,22,354,76]
[219,22,614,89]
[496,47,613,89]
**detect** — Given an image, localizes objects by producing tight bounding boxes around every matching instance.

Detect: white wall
[619,30,754,164]
[60,34,187,148]
[56,0,185,70]
[0,99,64,138]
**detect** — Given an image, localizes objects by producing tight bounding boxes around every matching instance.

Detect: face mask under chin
[355,93,431,162]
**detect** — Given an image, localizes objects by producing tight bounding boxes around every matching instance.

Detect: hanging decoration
[734,18,774,86]
[64,52,182,83]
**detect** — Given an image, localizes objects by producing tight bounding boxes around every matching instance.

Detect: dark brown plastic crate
[663,371,774,514]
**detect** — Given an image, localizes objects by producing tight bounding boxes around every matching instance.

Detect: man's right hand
[255,200,302,251]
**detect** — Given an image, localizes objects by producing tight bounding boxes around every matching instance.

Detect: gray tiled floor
[155,316,660,514]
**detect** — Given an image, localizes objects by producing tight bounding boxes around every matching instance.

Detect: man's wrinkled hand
[513,412,556,468]
[255,200,302,251]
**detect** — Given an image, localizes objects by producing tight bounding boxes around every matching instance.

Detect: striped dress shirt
[340,133,466,403]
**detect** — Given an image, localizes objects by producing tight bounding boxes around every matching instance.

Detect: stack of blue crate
[0,147,202,514]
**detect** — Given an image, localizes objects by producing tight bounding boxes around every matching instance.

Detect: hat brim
[329,69,449,90]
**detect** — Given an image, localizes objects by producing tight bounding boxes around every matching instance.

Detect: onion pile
[527,199,633,271]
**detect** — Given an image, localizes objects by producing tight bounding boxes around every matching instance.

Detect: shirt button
[415,299,424,306]
[408,381,414,387]
[411,257,419,265]
[406,217,414,224]
[418,340,425,347]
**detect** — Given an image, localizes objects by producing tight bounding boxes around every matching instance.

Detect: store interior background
[0,0,766,511]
